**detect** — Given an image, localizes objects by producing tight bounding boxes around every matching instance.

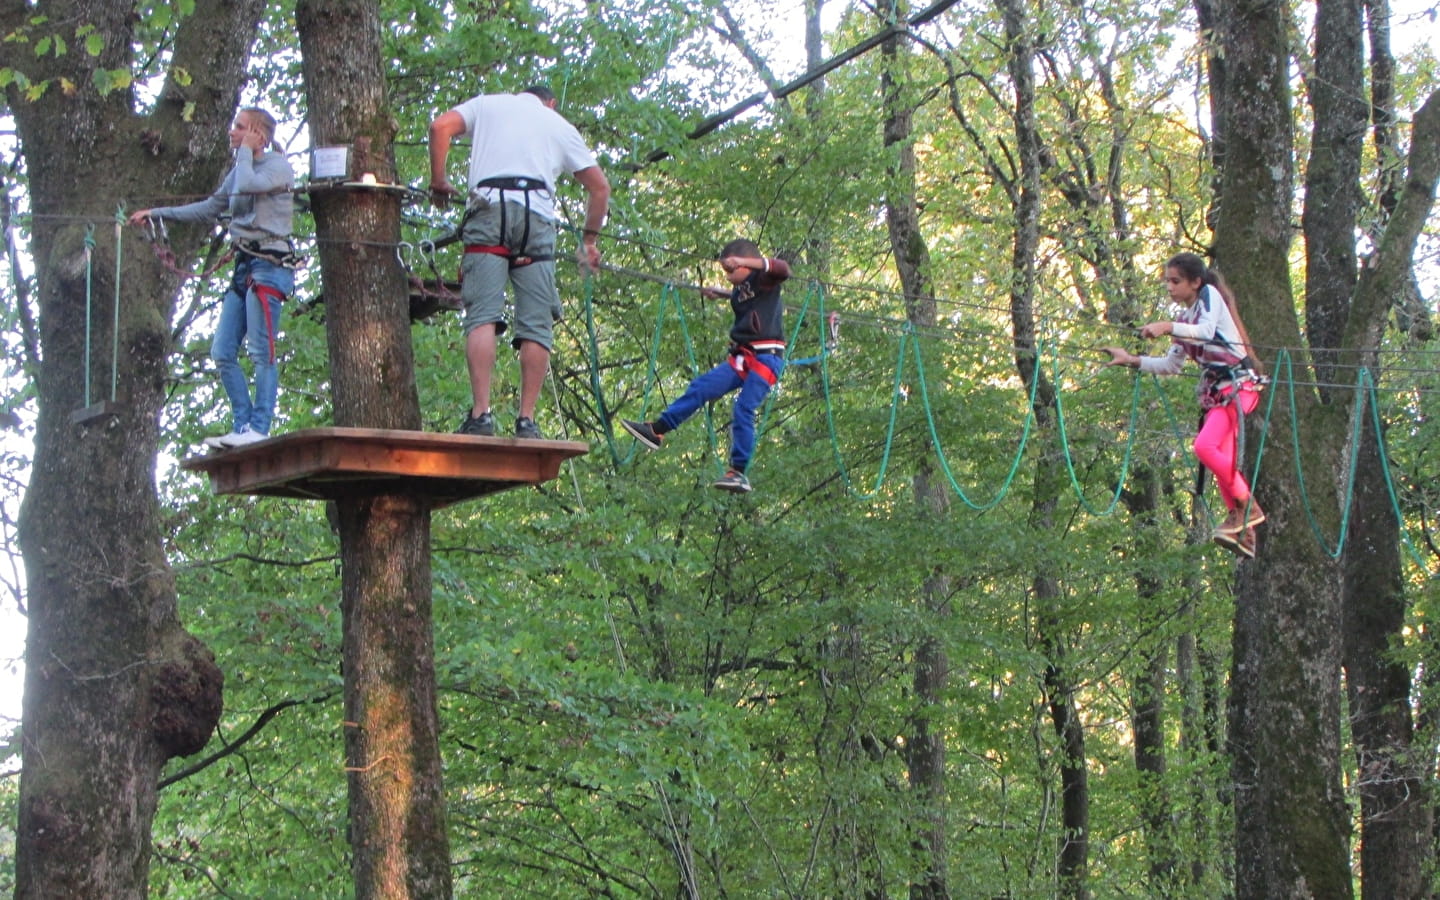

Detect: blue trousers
[212,255,293,435]
[656,354,784,472]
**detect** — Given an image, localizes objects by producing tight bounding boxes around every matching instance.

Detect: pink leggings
[1193,387,1259,510]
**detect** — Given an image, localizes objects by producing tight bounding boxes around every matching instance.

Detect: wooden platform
[181,427,588,508]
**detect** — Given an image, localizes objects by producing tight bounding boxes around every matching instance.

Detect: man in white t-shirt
[428,85,610,439]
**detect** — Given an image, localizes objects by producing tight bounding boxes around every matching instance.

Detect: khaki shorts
[459,201,562,350]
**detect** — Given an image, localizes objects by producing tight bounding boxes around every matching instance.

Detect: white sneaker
[219,426,268,448]
[204,431,242,450]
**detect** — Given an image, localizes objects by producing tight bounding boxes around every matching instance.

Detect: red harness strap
[249,281,287,364]
[464,243,538,268]
[728,344,780,386]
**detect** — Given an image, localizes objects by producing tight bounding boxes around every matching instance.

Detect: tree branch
[158,692,337,789]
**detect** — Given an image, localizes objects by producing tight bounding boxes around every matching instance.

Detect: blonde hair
[239,107,280,152]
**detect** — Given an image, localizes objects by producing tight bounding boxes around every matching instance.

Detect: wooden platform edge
[180,426,589,507]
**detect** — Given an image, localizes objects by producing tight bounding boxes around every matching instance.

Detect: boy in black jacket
[622,239,791,493]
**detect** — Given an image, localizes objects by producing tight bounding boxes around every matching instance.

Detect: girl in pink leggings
[1103,253,1267,557]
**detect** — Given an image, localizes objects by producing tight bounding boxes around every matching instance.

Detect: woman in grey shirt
[130,107,295,448]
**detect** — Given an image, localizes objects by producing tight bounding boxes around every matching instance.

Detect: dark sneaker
[713,470,751,493]
[515,417,541,440]
[620,419,663,450]
[457,411,494,436]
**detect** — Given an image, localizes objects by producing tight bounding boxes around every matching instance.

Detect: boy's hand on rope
[126,209,153,228]
[1138,320,1173,339]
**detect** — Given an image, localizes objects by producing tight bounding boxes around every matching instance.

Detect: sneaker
[712,470,751,493]
[456,411,494,436]
[1239,498,1265,530]
[1213,507,1246,537]
[1234,526,1258,559]
[620,419,663,450]
[220,425,267,448]
[515,417,541,440]
[1213,526,1258,559]
[203,431,241,450]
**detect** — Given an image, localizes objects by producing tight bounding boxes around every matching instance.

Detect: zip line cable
[31,210,1440,571]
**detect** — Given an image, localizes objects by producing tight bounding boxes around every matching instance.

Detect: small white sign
[311,146,349,180]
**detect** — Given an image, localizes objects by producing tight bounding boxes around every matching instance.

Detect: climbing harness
[140,214,234,281]
[234,237,305,269]
[461,175,555,269]
[727,341,783,386]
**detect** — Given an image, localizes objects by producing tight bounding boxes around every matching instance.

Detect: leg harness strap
[464,176,554,268]
[728,343,782,386]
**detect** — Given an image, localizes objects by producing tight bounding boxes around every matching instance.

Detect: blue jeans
[657,353,784,472]
[213,255,293,434]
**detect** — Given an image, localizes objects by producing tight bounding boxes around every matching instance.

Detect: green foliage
[1,0,1434,896]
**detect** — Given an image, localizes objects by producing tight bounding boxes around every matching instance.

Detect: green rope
[573,264,1435,569]
[1145,373,1221,527]
[1280,348,1363,558]
[818,306,909,500]
[910,331,1042,511]
[1050,346,1143,517]
[82,224,96,408]
[1362,372,1439,576]
[111,207,124,401]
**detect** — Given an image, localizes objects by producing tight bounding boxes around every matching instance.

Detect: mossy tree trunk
[1,0,266,896]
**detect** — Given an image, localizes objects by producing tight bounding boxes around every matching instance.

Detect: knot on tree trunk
[150,632,224,759]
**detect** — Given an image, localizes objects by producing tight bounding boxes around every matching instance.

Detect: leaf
[84,32,103,57]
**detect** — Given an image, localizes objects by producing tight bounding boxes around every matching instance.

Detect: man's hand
[428,179,460,207]
[576,238,602,274]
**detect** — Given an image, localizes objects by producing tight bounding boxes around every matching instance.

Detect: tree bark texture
[1302,0,1367,390]
[879,5,951,897]
[1301,0,1438,894]
[1213,0,1353,896]
[997,1,1089,895]
[295,2,450,897]
[1342,86,1440,900]
[3,0,264,895]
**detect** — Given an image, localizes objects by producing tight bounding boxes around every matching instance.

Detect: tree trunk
[996,0,1089,895]
[1340,88,1440,900]
[4,0,263,895]
[878,4,951,898]
[1212,0,1353,894]
[294,2,451,897]
[1302,0,1435,894]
